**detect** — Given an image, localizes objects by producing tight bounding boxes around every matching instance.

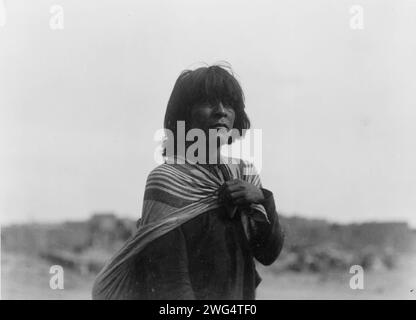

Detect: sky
[1,0,416,227]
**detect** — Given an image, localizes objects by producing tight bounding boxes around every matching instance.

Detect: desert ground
[2,251,415,300]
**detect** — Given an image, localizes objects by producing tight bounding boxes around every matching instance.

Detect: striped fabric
[92,158,268,300]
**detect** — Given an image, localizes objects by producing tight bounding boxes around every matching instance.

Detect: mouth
[209,123,229,130]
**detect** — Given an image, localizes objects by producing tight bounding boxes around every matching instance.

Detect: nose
[213,103,227,117]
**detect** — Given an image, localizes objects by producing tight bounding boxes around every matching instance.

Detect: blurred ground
[256,255,416,299]
[2,214,416,299]
[1,252,95,299]
[2,251,416,300]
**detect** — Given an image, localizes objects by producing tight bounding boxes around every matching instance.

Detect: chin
[218,135,231,146]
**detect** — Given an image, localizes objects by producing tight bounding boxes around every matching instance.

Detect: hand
[218,179,265,206]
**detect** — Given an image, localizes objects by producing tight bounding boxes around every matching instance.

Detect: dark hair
[163,64,250,157]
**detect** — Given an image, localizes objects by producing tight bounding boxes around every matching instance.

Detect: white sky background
[1,0,415,226]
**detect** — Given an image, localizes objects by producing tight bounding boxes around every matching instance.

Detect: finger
[229,190,246,200]
[233,197,249,205]
[225,179,241,186]
[225,184,244,192]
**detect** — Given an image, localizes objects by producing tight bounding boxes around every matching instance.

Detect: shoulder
[145,162,194,187]
[224,157,259,177]
[147,163,170,176]
[238,159,260,177]
[145,163,178,184]
[238,158,262,187]
[146,162,187,178]
[222,157,262,185]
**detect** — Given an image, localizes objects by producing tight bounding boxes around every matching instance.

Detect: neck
[206,146,222,165]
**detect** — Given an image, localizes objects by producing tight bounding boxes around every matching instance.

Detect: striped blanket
[91,159,268,300]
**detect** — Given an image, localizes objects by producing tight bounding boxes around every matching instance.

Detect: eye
[216,102,234,110]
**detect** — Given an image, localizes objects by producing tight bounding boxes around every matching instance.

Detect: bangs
[180,65,245,111]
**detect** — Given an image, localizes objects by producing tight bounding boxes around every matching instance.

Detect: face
[188,101,236,134]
